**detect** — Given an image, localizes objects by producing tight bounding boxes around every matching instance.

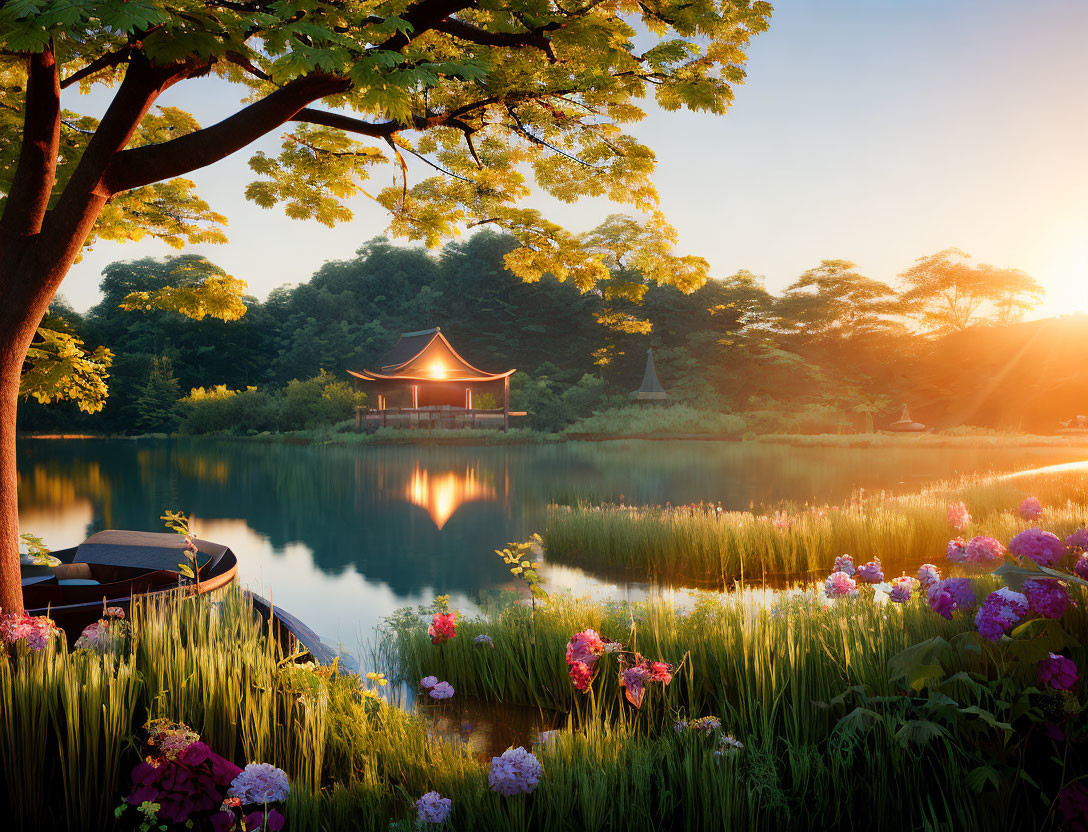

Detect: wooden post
[503,376,510,433]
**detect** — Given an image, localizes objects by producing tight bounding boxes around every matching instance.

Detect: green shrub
[566,403,745,436]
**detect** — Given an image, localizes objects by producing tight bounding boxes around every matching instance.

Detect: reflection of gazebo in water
[349,328,523,431]
[631,349,669,403]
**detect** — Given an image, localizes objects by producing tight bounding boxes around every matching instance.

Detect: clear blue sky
[60,0,1088,317]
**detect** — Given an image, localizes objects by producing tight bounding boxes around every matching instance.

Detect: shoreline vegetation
[544,465,1088,588]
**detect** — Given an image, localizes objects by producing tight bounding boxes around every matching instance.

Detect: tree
[898,248,1043,334]
[135,355,182,431]
[774,259,903,341]
[0,0,772,610]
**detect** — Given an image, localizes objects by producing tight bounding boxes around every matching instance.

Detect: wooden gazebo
[349,328,521,431]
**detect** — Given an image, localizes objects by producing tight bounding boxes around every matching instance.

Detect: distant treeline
[17,231,1088,435]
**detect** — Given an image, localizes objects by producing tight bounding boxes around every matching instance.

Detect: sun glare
[427,360,448,379]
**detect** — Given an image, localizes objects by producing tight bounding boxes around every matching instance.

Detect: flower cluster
[715,735,744,758]
[1023,578,1071,619]
[975,588,1029,641]
[565,628,607,691]
[488,747,543,796]
[1008,528,1066,567]
[1077,554,1088,581]
[855,559,884,584]
[947,501,971,530]
[927,578,976,619]
[126,740,241,827]
[75,616,130,655]
[824,570,858,598]
[963,536,1006,565]
[228,763,290,805]
[145,720,201,761]
[675,716,721,734]
[473,634,494,646]
[1056,782,1088,832]
[416,791,452,824]
[1038,653,1079,691]
[1018,496,1043,520]
[888,576,918,604]
[429,682,455,700]
[619,657,674,708]
[946,537,967,564]
[1066,527,1088,552]
[0,607,60,651]
[428,612,457,645]
[917,563,941,587]
[833,554,855,576]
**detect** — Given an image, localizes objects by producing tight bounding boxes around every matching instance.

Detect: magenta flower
[488,747,543,796]
[429,681,455,700]
[428,612,457,644]
[927,578,975,620]
[1023,579,1070,619]
[975,588,1029,641]
[1076,554,1088,581]
[1065,527,1088,552]
[1056,782,1088,832]
[1018,496,1043,520]
[963,536,1006,565]
[1038,653,1078,690]
[946,537,967,564]
[0,608,61,651]
[947,502,971,530]
[856,559,884,584]
[833,554,856,576]
[824,571,858,598]
[565,629,605,665]
[568,660,595,692]
[416,791,452,824]
[1008,528,1066,567]
[917,563,941,587]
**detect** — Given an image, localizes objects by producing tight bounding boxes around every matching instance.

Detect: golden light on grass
[405,465,496,529]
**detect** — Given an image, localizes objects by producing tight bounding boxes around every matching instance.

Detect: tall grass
[545,465,1088,586]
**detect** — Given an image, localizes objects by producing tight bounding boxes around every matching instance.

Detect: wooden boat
[22,530,238,638]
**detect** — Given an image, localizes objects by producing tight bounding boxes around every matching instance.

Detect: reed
[544,465,1088,586]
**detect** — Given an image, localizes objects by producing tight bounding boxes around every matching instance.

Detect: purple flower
[473,634,494,646]
[1038,653,1078,691]
[824,571,858,598]
[228,763,290,804]
[927,578,976,620]
[833,555,856,576]
[888,577,916,604]
[1056,782,1088,832]
[946,537,967,564]
[856,559,884,584]
[488,747,543,796]
[1076,554,1088,581]
[1018,496,1043,520]
[1008,528,1066,567]
[1023,578,1070,619]
[975,588,1029,641]
[416,791,452,824]
[429,681,455,700]
[917,563,941,587]
[420,676,438,689]
[1065,527,1088,552]
[963,535,1006,565]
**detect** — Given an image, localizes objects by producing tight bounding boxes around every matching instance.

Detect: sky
[59,0,1088,317]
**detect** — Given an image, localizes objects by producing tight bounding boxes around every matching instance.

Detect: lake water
[17,437,1088,660]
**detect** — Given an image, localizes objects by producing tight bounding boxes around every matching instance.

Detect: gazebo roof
[631,348,668,400]
[349,327,514,383]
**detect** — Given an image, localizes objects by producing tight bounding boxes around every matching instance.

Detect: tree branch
[434,18,560,58]
[60,47,131,89]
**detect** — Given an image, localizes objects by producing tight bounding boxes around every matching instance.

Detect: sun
[1037,235,1088,316]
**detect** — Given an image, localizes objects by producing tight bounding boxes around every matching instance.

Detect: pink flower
[963,536,1006,564]
[0,608,60,651]
[420,676,438,689]
[647,661,673,684]
[1076,554,1088,581]
[1065,527,1088,552]
[620,665,652,708]
[946,537,967,564]
[429,681,455,700]
[1038,653,1078,690]
[947,502,971,530]
[488,747,542,796]
[917,563,941,587]
[1009,528,1065,567]
[856,559,884,584]
[975,588,1029,641]
[824,571,857,598]
[1023,579,1070,619]
[568,661,595,692]
[416,791,452,824]
[428,613,457,645]
[229,763,290,805]
[833,555,856,576]
[1018,496,1043,520]
[565,629,605,666]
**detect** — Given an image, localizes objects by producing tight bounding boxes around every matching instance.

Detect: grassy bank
[544,464,1088,586]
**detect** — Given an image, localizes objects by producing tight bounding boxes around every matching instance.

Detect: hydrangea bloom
[975,588,1029,641]
[824,571,858,598]
[1008,528,1066,567]
[0,608,61,651]
[488,747,543,796]
[917,563,941,587]
[1023,578,1070,619]
[429,681,455,700]
[420,676,438,689]
[473,634,494,646]
[228,763,290,804]
[856,559,884,584]
[888,576,916,604]
[568,661,594,691]
[565,629,605,665]
[1065,527,1088,552]
[946,537,967,564]
[1018,496,1043,520]
[1076,554,1088,581]
[1038,653,1078,691]
[947,502,971,530]
[833,555,856,576]
[428,612,457,644]
[963,536,1006,565]
[416,791,452,824]
[927,578,975,619]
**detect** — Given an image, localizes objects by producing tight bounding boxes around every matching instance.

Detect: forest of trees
[17,230,1087,435]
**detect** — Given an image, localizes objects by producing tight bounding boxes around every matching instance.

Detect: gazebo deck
[357,405,527,431]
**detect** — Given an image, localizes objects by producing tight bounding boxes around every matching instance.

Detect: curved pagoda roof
[348,328,515,382]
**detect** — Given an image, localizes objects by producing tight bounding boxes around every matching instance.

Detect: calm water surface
[17,437,1088,659]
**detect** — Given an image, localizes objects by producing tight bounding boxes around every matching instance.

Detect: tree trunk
[0,337,27,614]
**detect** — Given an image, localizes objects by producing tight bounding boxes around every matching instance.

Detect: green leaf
[966,764,1001,793]
[894,719,951,747]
